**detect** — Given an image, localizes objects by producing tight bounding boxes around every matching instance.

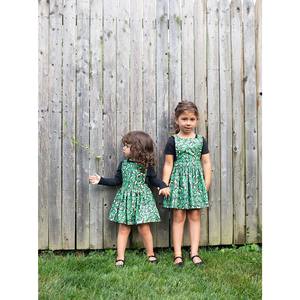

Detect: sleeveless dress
[163,134,209,209]
[108,160,161,225]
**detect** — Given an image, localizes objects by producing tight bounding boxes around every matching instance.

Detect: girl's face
[175,110,198,135]
[123,143,131,157]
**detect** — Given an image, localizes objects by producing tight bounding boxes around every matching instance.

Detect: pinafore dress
[163,134,209,209]
[108,160,161,225]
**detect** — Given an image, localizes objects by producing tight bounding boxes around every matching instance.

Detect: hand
[158,187,171,197]
[89,173,100,185]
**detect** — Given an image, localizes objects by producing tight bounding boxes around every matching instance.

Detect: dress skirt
[108,160,161,225]
[163,134,209,209]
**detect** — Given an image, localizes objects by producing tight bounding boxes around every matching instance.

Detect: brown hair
[172,100,199,134]
[122,131,156,172]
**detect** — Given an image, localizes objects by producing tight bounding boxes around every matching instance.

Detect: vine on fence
[62,122,102,161]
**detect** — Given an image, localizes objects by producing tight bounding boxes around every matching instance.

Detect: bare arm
[162,154,174,186]
[201,153,211,191]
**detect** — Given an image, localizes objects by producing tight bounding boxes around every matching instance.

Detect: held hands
[89,173,100,185]
[158,187,171,197]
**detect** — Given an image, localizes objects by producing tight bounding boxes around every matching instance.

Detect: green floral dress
[108,160,161,225]
[163,134,209,209]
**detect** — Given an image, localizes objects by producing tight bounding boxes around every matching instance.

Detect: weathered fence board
[219,0,233,245]
[231,0,246,245]
[243,0,258,244]
[195,0,208,246]
[48,0,63,250]
[156,0,169,248]
[38,0,262,250]
[143,0,157,247]
[103,0,118,249]
[207,0,221,246]
[89,0,103,249]
[38,0,49,250]
[62,0,76,250]
[255,0,265,242]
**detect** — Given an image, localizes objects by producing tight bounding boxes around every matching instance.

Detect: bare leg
[116,223,131,265]
[172,209,186,263]
[187,209,202,263]
[137,223,156,262]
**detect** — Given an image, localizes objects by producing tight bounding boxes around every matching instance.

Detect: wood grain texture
[231,0,246,245]
[243,0,258,244]
[207,0,220,246]
[219,0,233,245]
[38,0,262,250]
[62,0,76,250]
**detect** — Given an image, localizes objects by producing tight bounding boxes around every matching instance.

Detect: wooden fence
[38,0,262,250]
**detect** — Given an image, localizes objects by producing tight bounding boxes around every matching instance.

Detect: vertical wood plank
[169,0,181,131]
[62,0,76,250]
[103,0,118,249]
[181,0,195,247]
[130,0,143,131]
[231,0,245,245]
[143,0,156,138]
[156,0,169,248]
[48,0,63,250]
[194,0,208,246]
[116,0,130,249]
[256,0,262,243]
[207,0,220,246]
[89,0,103,249]
[38,0,50,250]
[76,0,90,249]
[243,0,258,244]
[143,0,157,248]
[258,96,266,243]
[219,0,233,245]
[255,0,266,93]
[169,0,181,248]
[116,0,130,164]
[181,0,194,103]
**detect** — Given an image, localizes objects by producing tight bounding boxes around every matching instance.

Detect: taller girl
[162,101,211,267]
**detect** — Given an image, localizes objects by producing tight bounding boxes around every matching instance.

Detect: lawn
[38,245,262,300]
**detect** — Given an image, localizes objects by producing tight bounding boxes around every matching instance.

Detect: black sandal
[173,256,184,268]
[115,259,125,266]
[190,253,205,266]
[148,255,158,264]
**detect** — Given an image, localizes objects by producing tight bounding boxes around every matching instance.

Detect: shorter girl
[89,131,170,266]
[162,101,211,267]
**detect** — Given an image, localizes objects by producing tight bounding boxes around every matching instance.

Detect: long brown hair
[172,100,200,134]
[122,131,156,172]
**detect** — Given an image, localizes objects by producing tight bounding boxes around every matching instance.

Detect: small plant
[105,249,116,256]
[257,222,262,238]
[62,122,102,161]
[245,226,250,245]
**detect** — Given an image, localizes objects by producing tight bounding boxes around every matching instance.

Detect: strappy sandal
[173,255,184,268]
[115,259,125,266]
[190,252,205,266]
[148,255,158,264]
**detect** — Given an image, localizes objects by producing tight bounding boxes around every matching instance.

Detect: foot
[148,255,158,264]
[190,252,202,263]
[173,255,184,268]
[115,258,125,266]
[190,252,204,266]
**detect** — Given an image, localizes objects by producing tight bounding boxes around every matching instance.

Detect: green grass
[39,245,262,300]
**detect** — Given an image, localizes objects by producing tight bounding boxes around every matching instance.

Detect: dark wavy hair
[172,100,199,134]
[122,131,156,172]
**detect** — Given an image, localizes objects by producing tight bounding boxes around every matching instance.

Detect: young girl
[89,131,170,266]
[162,101,211,267]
